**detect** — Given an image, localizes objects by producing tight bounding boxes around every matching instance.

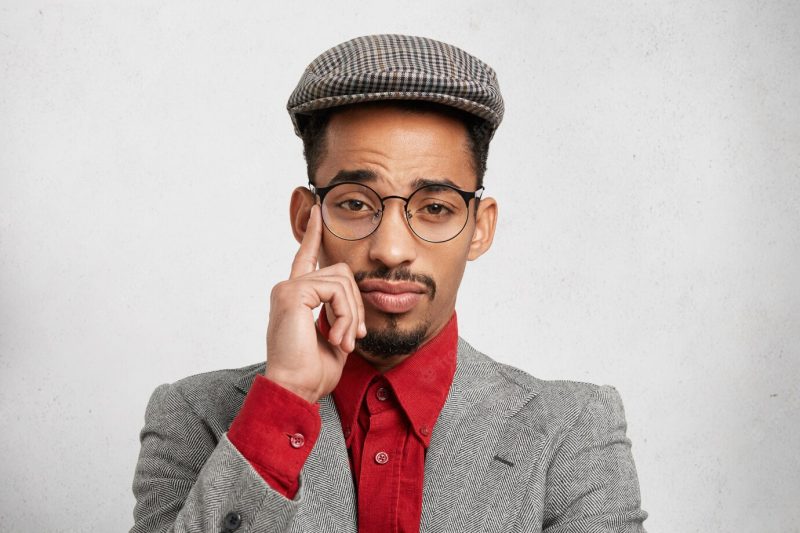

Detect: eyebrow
[410,177,460,189]
[327,169,378,186]
[325,170,460,190]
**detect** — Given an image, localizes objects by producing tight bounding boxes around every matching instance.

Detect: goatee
[356,319,430,358]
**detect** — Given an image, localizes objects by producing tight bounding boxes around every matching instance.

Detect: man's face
[293,104,497,365]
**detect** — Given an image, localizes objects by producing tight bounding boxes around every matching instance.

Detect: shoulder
[146,361,266,434]
[169,361,265,404]
[456,338,627,435]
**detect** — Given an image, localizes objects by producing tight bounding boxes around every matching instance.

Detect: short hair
[298,101,493,188]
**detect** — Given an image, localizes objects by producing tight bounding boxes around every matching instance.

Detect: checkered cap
[287,34,504,137]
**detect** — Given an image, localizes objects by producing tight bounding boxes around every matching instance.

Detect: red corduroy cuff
[228,374,321,498]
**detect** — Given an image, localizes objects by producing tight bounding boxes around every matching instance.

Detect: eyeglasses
[310,181,484,243]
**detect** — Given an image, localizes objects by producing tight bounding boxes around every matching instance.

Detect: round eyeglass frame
[309,181,484,243]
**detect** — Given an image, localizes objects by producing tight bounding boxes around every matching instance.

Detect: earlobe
[290,187,316,244]
[467,197,498,261]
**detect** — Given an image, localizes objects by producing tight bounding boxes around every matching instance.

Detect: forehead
[314,105,477,191]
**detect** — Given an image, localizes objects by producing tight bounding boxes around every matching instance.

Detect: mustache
[354,266,437,299]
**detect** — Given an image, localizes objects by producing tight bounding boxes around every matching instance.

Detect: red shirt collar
[320,310,458,447]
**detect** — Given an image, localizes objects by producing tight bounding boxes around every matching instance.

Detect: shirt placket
[357,378,406,533]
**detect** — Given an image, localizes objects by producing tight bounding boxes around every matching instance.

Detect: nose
[367,199,418,268]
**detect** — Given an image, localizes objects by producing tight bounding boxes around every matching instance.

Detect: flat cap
[287,34,504,137]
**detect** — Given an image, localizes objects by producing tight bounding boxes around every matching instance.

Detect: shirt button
[420,427,430,436]
[343,426,351,438]
[289,433,305,448]
[376,387,390,401]
[374,451,390,464]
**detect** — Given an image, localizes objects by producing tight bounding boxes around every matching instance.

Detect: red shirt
[228,312,458,533]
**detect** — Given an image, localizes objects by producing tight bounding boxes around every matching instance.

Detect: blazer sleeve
[541,385,648,533]
[130,383,303,533]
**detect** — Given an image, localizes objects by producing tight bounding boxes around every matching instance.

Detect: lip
[358,280,428,314]
[358,280,428,295]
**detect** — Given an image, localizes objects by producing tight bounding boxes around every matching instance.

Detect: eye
[340,199,367,211]
[423,203,448,215]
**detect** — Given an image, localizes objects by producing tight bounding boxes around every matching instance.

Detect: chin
[356,320,430,358]
[365,307,419,330]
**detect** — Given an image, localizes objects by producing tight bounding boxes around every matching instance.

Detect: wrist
[263,369,321,404]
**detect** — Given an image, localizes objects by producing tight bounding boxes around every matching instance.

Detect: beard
[355,316,431,358]
[353,266,436,358]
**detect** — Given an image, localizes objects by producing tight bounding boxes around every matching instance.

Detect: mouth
[358,280,428,314]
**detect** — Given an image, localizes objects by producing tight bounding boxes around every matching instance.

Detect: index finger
[290,204,323,278]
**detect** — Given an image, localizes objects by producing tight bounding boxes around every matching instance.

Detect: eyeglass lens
[319,183,472,242]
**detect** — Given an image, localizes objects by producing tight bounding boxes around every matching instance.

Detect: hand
[264,204,367,404]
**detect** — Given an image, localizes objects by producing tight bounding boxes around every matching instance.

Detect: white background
[1,1,798,531]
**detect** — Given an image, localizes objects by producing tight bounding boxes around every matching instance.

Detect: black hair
[298,101,493,188]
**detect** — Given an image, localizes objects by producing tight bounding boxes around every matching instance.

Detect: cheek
[316,231,338,268]
[438,258,468,295]
[426,244,471,298]
[318,233,366,269]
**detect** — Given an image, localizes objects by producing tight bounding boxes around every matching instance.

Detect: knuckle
[270,281,292,302]
[270,281,284,299]
[327,275,348,293]
[334,262,352,275]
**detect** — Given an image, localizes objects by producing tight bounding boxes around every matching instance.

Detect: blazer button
[222,511,242,531]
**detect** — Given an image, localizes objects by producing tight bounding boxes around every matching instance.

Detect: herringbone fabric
[130,339,647,532]
[286,34,504,137]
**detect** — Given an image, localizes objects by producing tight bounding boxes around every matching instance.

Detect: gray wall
[1,1,798,531]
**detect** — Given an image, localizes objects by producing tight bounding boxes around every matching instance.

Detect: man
[131,34,647,532]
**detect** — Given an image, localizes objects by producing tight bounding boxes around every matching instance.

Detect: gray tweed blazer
[130,339,647,532]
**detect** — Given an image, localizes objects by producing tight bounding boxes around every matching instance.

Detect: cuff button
[289,432,305,448]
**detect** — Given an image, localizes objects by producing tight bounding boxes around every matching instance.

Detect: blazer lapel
[295,395,357,532]
[420,339,538,533]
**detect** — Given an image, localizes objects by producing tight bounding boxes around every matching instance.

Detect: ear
[290,186,316,244]
[467,196,498,261]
